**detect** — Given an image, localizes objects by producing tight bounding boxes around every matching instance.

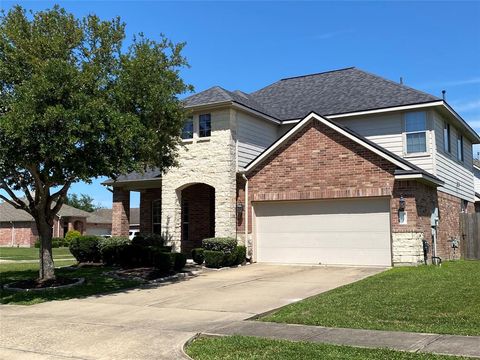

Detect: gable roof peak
[280,67,356,81]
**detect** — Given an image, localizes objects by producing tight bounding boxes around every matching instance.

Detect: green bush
[191,248,204,265]
[69,235,101,263]
[204,250,226,268]
[202,237,237,253]
[150,248,173,273]
[98,236,131,265]
[34,239,40,248]
[51,237,64,248]
[234,246,247,265]
[132,233,164,247]
[65,230,81,243]
[171,253,187,271]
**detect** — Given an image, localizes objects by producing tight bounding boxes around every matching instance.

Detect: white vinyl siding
[335,112,435,174]
[474,166,480,194]
[237,111,278,168]
[434,111,475,201]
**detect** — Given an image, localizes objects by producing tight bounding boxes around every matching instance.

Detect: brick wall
[139,188,162,234]
[181,183,215,254]
[0,222,37,247]
[112,188,130,236]
[437,191,474,260]
[245,120,397,232]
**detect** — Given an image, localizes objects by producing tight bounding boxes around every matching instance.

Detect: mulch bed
[112,267,172,281]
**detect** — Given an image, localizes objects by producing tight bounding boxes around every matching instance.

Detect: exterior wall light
[236,203,244,216]
[399,195,406,211]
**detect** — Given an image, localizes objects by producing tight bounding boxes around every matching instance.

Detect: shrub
[191,248,204,265]
[234,246,247,265]
[150,248,173,273]
[69,235,101,263]
[65,230,81,243]
[98,236,130,266]
[132,233,164,247]
[202,237,237,253]
[34,239,40,248]
[51,237,64,248]
[204,250,225,268]
[171,252,187,271]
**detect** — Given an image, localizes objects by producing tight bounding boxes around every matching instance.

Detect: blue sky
[3,1,480,208]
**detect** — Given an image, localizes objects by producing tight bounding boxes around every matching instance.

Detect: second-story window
[405,112,427,154]
[181,117,193,140]
[199,114,211,138]
[457,134,464,162]
[444,122,451,153]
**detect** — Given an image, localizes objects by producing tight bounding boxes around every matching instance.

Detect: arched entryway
[180,183,215,254]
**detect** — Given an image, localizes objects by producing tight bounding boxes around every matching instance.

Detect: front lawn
[261,261,480,336]
[0,261,142,305]
[186,336,466,360]
[0,246,73,261]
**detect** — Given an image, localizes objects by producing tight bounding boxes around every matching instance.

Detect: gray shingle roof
[183,86,274,117]
[183,67,439,121]
[102,168,161,185]
[0,202,91,222]
[86,208,139,225]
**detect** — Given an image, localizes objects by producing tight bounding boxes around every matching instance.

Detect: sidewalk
[207,321,480,358]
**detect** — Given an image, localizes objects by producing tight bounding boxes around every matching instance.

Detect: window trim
[444,122,451,153]
[199,113,211,138]
[404,112,428,155]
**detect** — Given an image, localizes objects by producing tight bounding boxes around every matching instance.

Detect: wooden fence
[461,213,480,260]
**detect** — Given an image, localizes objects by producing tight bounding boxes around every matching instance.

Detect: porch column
[112,187,130,236]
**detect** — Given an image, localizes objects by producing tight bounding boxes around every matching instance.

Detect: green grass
[186,336,467,360]
[0,260,142,305]
[261,261,480,336]
[0,247,73,261]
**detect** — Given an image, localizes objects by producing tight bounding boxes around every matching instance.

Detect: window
[152,199,161,234]
[444,122,451,153]
[199,114,211,138]
[405,112,427,153]
[181,199,189,242]
[461,200,468,213]
[457,135,464,162]
[181,117,193,140]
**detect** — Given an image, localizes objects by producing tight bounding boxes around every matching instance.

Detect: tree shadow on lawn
[0,264,200,305]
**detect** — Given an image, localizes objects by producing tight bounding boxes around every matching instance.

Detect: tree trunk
[36,218,55,281]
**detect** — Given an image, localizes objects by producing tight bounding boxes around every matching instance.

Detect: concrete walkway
[0,264,383,360]
[209,321,480,358]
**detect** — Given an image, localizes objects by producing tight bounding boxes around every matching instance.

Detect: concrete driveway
[0,264,384,360]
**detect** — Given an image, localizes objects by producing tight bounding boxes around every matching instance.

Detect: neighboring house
[0,202,90,247]
[85,208,140,236]
[105,67,479,266]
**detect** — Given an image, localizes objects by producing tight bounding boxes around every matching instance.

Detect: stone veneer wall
[161,108,237,251]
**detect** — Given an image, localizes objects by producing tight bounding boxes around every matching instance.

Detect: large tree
[0,5,192,281]
[64,193,101,212]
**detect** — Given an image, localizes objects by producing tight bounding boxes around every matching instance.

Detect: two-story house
[105,67,479,266]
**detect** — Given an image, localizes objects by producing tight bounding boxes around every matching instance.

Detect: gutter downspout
[241,173,249,253]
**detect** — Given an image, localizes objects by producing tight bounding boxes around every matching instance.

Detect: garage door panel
[257,232,390,250]
[254,198,391,266]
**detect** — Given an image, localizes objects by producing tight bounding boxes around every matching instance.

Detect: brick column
[112,187,130,236]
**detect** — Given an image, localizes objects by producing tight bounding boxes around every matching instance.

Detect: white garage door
[254,198,391,266]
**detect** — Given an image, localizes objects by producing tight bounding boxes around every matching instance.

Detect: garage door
[254,198,391,266]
